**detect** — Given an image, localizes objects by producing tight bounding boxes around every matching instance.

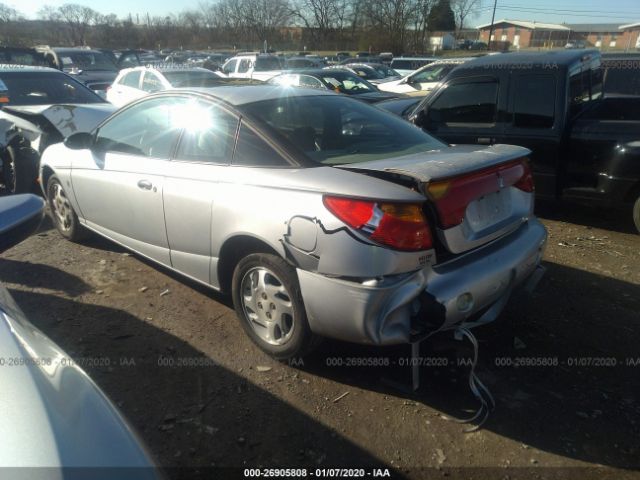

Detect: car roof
[457,49,599,70]
[121,65,213,74]
[0,65,60,73]
[53,47,105,55]
[392,57,438,61]
[171,85,336,106]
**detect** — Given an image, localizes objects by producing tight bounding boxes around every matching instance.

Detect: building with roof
[477,19,640,50]
[619,22,640,51]
[476,19,570,49]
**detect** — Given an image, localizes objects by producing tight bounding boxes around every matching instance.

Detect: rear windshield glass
[241,95,444,165]
[320,71,375,94]
[58,51,117,72]
[254,57,282,71]
[163,70,222,87]
[0,71,104,106]
[0,51,49,67]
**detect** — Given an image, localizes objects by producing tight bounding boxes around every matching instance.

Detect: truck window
[513,75,556,129]
[428,80,499,124]
[238,59,251,74]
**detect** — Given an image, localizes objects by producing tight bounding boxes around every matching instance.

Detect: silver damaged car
[40,86,547,359]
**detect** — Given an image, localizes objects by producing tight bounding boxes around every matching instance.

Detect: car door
[71,96,186,265]
[222,58,238,77]
[162,99,240,284]
[420,74,506,146]
[109,70,144,107]
[503,72,562,198]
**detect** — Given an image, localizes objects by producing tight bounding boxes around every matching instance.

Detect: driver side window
[95,97,185,158]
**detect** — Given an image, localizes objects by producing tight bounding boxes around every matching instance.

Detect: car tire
[633,195,640,234]
[232,253,319,360]
[2,145,38,194]
[47,174,88,242]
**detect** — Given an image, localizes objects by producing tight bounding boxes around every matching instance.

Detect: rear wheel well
[41,166,55,194]
[624,180,640,204]
[217,236,282,294]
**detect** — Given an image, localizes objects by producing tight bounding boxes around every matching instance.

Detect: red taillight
[323,196,433,251]
[426,158,533,229]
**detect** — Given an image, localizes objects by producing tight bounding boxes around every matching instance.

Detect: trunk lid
[340,144,534,255]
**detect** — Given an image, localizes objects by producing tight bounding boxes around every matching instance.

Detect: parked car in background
[35,46,119,98]
[389,57,437,76]
[268,70,402,103]
[0,47,54,67]
[469,41,488,50]
[0,194,159,477]
[0,66,115,194]
[107,66,226,107]
[325,63,400,84]
[408,50,640,232]
[565,40,587,49]
[378,58,471,96]
[116,49,165,69]
[40,85,546,358]
[602,53,640,96]
[285,56,326,69]
[221,53,283,81]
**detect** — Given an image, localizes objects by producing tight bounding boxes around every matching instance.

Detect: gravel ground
[1,200,639,480]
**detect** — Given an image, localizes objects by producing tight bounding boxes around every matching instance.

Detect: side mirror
[0,194,45,254]
[64,132,94,150]
[411,109,427,127]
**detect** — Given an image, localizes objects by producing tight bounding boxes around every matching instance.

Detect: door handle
[137,179,153,190]
[477,137,495,145]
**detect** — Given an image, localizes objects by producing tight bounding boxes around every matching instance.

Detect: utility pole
[487,0,498,50]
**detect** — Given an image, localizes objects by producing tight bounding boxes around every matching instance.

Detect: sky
[10,0,640,27]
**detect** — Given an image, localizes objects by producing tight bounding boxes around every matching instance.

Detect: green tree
[427,0,455,32]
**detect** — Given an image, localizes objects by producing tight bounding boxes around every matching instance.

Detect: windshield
[0,50,50,67]
[241,95,444,165]
[320,72,375,94]
[0,71,105,106]
[163,70,222,87]
[349,66,384,80]
[372,65,399,77]
[410,64,455,83]
[254,57,282,72]
[58,51,117,72]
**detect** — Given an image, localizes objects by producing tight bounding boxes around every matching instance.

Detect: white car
[221,53,283,81]
[378,58,471,96]
[106,66,225,107]
[389,57,437,77]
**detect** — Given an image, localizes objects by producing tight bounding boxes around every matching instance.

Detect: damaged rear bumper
[297,218,547,345]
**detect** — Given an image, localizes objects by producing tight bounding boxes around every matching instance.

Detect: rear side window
[142,72,163,93]
[121,71,141,88]
[175,101,239,163]
[429,80,499,124]
[513,74,556,128]
[233,122,288,167]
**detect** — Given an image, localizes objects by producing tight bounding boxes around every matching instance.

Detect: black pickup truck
[403,50,640,232]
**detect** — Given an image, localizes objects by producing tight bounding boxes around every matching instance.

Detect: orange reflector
[379,203,425,222]
[0,97,9,103]
[426,181,451,200]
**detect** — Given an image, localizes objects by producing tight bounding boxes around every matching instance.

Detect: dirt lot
[1,200,639,479]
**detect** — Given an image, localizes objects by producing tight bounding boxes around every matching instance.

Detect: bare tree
[292,0,351,48]
[361,0,421,54]
[451,0,480,35]
[53,3,100,45]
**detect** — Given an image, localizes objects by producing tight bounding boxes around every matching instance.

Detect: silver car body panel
[299,218,547,344]
[39,87,546,346]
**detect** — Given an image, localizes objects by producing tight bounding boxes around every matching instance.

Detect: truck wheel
[46,175,88,242]
[232,253,319,360]
[633,196,640,234]
[2,145,38,194]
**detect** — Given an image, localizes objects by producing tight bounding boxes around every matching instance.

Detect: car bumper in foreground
[297,218,547,345]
